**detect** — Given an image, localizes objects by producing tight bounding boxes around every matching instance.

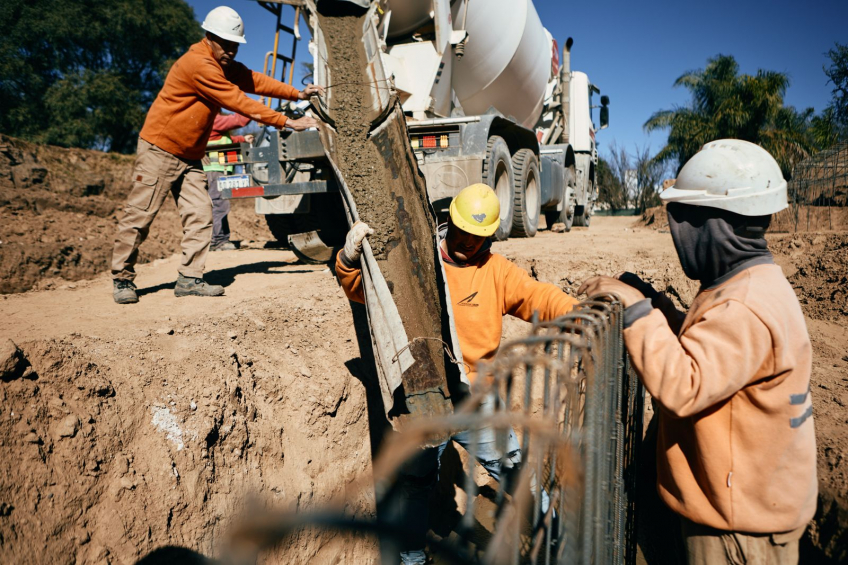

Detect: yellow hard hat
[449,183,501,237]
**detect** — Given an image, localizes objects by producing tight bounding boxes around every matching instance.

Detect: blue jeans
[396,395,522,564]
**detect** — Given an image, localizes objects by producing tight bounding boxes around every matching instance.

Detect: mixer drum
[450,0,551,129]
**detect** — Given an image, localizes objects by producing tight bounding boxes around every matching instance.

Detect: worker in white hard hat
[580,139,816,564]
[336,183,579,564]
[111,6,325,304]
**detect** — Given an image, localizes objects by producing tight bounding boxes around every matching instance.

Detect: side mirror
[600,96,610,130]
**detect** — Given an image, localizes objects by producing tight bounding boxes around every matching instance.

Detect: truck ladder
[255,0,304,108]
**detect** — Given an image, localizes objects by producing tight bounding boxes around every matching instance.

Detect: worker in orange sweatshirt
[580,139,817,564]
[111,6,324,304]
[336,183,579,564]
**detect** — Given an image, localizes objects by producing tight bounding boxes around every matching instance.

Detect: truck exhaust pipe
[561,37,573,144]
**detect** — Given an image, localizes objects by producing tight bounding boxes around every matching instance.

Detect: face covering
[666,203,773,287]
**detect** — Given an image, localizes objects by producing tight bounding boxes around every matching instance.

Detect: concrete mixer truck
[218,0,610,259]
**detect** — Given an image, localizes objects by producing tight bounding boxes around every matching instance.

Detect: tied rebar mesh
[774,142,848,232]
[223,295,644,565]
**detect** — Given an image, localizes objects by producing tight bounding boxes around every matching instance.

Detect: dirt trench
[0,255,381,564]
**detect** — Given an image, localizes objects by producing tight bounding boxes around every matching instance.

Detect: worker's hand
[285,116,322,131]
[299,84,325,99]
[244,134,256,145]
[615,271,659,300]
[343,221,374,263]
[578,276,646,308]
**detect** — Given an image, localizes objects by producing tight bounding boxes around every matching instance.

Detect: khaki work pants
[111,138,212,281]
[682,517,805,565]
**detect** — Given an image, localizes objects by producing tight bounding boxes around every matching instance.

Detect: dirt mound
[638,206,668,231]
[0,276,379,563]
[0,134,273,293]
[770,233,848,321]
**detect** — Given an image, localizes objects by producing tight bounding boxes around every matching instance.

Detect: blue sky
[187,0,847,159]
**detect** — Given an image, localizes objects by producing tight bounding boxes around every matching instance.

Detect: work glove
[343,221,374,263]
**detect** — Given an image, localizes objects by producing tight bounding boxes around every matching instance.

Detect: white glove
[343,221,374,262]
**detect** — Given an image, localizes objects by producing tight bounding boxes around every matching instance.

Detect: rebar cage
[223,295,644,565]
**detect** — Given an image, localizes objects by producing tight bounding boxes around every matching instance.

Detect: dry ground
[1,212,845,563]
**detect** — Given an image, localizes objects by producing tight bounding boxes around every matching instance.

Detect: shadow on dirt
[135,260,313,296]
[135,546,214,564]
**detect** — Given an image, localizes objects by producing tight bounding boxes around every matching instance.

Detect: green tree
[822,42,848,141]
[597,149,629,211]
[0,0,202,153]
[644,55,816,177]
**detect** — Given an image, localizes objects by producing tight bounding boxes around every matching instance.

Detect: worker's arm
[194,60,291,129]
[212,113,251,135]
[617,272,686,334]
[228,62,301,100]
[624,300,772,418]
[335,222,374,304]
[501,259,580,321]
[651,292,687,335]
[335,251,365,304]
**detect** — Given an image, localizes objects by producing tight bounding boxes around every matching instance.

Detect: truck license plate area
[218,174,251,191]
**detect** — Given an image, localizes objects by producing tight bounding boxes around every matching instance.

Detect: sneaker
[113,279,139,304]
[211,241,237,251]
[174,274,225,297]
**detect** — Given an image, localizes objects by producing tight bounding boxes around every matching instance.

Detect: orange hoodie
[624,263,817,533]
[139,39,300,160]
[336,247,579,384]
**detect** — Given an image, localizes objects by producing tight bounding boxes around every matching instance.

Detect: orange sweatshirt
[336,248,579,384]
[624,264,817,533]
[139,39,300,160]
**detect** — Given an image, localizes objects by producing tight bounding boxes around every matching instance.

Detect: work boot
[113,279,139,304]
[211,241,237,252]
[174,274,225,298]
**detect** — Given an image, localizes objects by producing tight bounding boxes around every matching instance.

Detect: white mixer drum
[451,0,552,129]
[385,1,432,39]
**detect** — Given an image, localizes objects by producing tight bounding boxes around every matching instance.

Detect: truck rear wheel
[510,149,541,238]
[482,135,514,241]
[545,165,576,232]
[573,179,594,227]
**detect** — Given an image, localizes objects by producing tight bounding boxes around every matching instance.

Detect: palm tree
[645,55,815,177]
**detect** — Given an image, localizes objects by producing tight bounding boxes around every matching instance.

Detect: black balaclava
[666,202,773,288]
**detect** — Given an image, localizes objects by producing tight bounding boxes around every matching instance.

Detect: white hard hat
[660,139,788,216]
[202,6,246,44]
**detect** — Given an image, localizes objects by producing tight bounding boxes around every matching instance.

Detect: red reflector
[231,186,264,197]
[227,151,239,163]
[423,135,436,148]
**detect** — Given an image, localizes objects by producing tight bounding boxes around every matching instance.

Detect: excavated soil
[0,134,273,294]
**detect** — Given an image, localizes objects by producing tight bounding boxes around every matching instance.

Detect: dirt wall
[0,134,273,294]
[0,276,380,564]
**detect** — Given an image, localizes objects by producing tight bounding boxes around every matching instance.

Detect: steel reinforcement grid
[223,295,644,565]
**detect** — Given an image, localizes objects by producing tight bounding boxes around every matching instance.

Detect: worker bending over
[337,183,579,564]
[581,140,816,565]
[111,6,324,304]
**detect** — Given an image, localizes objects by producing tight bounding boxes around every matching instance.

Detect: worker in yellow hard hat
[336,183,579,564]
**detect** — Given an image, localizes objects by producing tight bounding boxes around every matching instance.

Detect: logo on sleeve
[457,292,479,307]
